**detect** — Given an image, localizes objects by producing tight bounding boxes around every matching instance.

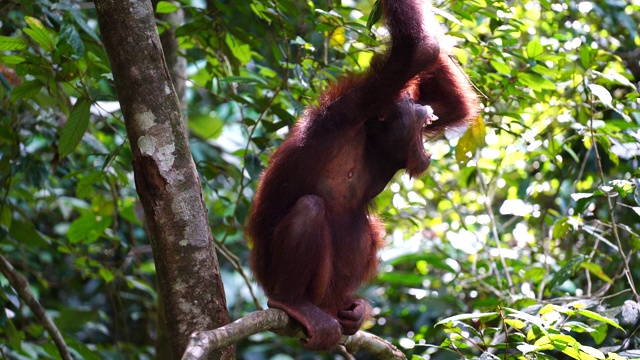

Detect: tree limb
[181,308,407,360]
[0,253,72,360]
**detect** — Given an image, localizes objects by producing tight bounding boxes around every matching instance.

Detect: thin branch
[213,239,262,308]
[588,94,640,302]
[181,308,407,360]
[0,253,72,360]
[537,227,552,301]
[476,166,514,293]
[431,175,504,291]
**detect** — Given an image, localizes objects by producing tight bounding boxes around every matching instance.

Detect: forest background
[0,0,639,359]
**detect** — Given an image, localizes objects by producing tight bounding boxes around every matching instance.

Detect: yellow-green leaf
[606,352,627,360]
[580,262,613,283]
[505,319,526,329]
[539,304,556,314]
[23,16,55,50]
[579,345,605,359]
[329,26,346,48]
[455,117,486,167]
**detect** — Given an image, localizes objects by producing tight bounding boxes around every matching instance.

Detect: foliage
[0,0,639,359]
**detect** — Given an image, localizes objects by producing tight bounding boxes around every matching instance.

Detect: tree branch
[0,253,72,360]
[181,308,407,360]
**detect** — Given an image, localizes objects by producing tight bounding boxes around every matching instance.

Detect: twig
[181,308,407,360]
[588,94,640,302]
[476,166,514,293]
[431,174,504,291]
[213,239,262,308]
[537,227,553,301]
[0,253,72,360]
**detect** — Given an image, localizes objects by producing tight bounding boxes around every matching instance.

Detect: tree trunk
[93,1,232,358]
[153,0,188,113]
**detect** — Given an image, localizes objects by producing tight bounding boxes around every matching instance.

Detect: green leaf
[490,59,511,75]
[378,271,425,286]
[526,39,544,59]
[503,308,550,336]
[58,21,85,59]
[76,170,106,198]
[576,309,624,331]
[66,8,102,43]
[99,267,115,283]
[579,45,594,68]
[517,344,539,355]
[9,218,50,249]
[0,205,11,229]
[631,234,640,252]
[547,255,584,290]
[552,217,570,239]
[125,276,157,298]
[63,336,102,360]
[543,334,581,358]
[431,7,463,25]
[589,323,607,345]
[225,34,251,65]
[56,309,99,332]
[435,312,498,326]
[366,0,383,30]
[59,97,91,158]
[587,84,612,107]
[4,319,23,349]
[67,213,112,244]
[562,321,595,333]
[518,72,556,91]
[539,304,558,314]
[0,55,26,65]
[10,80,44,102]
[23,16,55,50]
[188,113,223,139]
[0,36,28,51]
[579,345,605,359]
[156,1,179,13]
[222,75,268,85]
[608,353,627,360]
[245,153,264,181]
[580,262,612,283]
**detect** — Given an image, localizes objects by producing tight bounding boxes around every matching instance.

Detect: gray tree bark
[93,1,232,358]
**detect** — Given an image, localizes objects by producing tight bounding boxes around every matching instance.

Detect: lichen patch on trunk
[137,134,176,172]
[135,110,157,131]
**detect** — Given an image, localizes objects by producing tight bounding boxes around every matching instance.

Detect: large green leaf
[0,36,28,51]
[58,97,91,158]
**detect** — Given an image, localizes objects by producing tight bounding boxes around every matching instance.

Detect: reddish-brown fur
[246,0,479,351]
